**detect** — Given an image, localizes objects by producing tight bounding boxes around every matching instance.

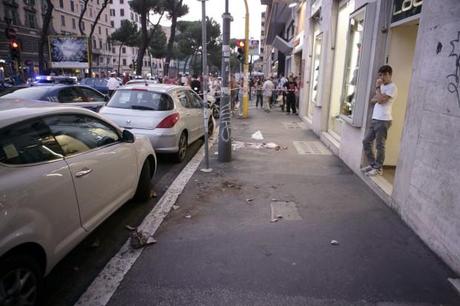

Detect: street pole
[218,0,232,162]
[242,0,250,118]
[200,0,212,172]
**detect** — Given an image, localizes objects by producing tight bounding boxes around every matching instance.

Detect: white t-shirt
[372,82,397,121]
[262,80,274,97]
[107,77,120,90]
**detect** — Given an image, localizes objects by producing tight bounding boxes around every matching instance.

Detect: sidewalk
[107,106,459,306]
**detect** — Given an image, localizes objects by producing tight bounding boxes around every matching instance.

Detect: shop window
[310,33,322,106]
[339,2,376,127]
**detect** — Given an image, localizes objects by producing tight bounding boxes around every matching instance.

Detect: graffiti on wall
[447,31,460,108]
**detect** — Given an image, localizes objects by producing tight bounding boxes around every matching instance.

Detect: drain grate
[282,122,306,129]
[293,141,332,155]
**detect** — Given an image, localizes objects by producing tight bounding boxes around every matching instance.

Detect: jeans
[286,94,297,114]
[256,92,263,107]
[362,119,392,169]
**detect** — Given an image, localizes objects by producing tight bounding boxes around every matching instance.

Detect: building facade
[263,0,460,274]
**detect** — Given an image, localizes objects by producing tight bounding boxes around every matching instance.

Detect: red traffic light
[238,40,245,48]
[11,41,19,49]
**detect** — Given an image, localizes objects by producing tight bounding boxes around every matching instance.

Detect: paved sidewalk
[108,106,459,306]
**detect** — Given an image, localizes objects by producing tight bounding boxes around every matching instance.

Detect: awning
[272,35,292,55]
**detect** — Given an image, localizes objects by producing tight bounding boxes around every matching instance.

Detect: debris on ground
[90,239,100,248]
[251,130,264,140]
[330,240,339,246]
[125,225,136,231]
[172,205,180,210]
[246,198,254,203]
[270,218,279,223]
[262,142,281,150]
[130,230,157,249]
[150,191,157,198]
[276,215,283,219]
[185,214,192,219]
[222,181,242,190]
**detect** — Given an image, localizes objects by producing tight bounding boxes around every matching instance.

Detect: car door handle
[75,168,93,177]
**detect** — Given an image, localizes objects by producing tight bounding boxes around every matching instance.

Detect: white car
[100,84,213,162]
[0,100,157,306]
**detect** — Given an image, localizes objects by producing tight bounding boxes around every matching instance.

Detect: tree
[38,0,54,74]
[163,0,189,76]
[79,0,111,75]
[175,18,221,75]
[148,25,167,59]
[129,0,165,75]
[110,20,140,75]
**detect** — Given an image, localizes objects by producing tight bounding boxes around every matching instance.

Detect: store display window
[340,9,365,118]
[308,32,322,116]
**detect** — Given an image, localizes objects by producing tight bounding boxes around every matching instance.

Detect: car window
[107,89,174,111]
[44,115,120,156]
[0,86,50,100]
[187,90,204,109]
[58,87,86,103]
[177,90,193,108]
[0,119,64,165]
[79,87,105,102]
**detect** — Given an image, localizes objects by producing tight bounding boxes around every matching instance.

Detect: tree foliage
[148,25,167,58]
[111,20,140,74]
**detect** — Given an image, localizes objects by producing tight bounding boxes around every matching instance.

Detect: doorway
[381,21,418,185]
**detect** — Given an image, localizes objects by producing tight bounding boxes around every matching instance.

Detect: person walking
[262,77,274,112]
[107,72,120,97]
[284,75,298,115]
[361,65,398,177]
[255,78,263,108]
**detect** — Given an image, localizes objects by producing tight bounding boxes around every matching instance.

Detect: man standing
[262,77,274,112]
[107,72,120,97]
[284,75,298,115]
[361,65,397,176]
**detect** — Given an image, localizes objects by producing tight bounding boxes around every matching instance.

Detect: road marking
[271,201,302,221]
[75,131,218,306]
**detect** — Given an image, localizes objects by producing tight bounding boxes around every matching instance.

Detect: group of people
[253,74,300,115]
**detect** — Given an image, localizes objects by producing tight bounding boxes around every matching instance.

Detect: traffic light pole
[242,0,250,118]
[218,0,232,162]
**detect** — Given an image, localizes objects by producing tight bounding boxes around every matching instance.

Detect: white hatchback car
[99,84,213,162]
[0,100,156,305]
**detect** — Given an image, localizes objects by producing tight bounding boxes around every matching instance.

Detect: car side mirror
[122,130,135,143]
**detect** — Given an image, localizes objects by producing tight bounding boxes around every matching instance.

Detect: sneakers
[360,165,374,172]
[366,168,383,176]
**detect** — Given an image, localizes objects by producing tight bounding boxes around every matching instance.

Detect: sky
[161,0,266,41]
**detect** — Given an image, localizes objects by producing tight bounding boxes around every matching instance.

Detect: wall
[392,0,460,274]
[385,24,418,166]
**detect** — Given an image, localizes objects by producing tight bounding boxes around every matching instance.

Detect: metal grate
[293,141,332,155]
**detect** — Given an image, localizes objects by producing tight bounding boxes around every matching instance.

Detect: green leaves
[110,20,140,47]
[149,25,167,58]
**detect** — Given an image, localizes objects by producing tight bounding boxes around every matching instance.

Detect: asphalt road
[43,139,205,306]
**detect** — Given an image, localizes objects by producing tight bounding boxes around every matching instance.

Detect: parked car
[79,77,111,94]
[0,100,156,306]
[126,79,159,85]
[99,84,214,162]
[0,85,109,112]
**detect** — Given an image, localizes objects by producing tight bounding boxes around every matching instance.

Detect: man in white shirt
[107,72,120,97]
[262,77,275,112]
[361,65,398,176]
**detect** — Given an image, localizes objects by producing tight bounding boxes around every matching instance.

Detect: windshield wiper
[131,105,156,110]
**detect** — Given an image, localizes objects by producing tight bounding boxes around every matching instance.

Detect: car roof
[0,99,100,129]
[120,84,188,94]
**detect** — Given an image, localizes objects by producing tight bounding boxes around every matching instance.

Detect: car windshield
[107,89,173,111]
[0,87,51,100]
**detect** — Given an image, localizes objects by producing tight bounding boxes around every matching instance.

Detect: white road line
[75,131,218,306]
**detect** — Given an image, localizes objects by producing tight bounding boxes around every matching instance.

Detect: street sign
[5,28,16,39]
[249,40,259,56]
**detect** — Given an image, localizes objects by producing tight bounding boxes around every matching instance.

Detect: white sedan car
[99,84,214,162]
[0,100,156,306]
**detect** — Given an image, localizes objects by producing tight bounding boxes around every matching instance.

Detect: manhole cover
[293,141,331,155]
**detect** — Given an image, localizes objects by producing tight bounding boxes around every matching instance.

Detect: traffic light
[236,40,245,63]
[9,39,20,61]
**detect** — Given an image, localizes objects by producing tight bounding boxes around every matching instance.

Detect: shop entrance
[381,20,418,185]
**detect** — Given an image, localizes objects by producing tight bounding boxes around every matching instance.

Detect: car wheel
[208,118,214,137]
[134,159,152,202]
[175,132,188,163]
[0,254,43,306]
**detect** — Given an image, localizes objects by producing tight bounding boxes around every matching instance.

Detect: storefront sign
[49,36,89,68]
[391,0,422,24]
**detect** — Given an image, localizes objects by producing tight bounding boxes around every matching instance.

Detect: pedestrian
[284,75,298,115]
[190,74,201,95]
[107,72,120,97]
[361,65,398,177]
[122,72,129,85]
[255,78,263,108]
[262,77,274,112]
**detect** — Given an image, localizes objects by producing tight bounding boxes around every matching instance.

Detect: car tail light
[156,113,180,128]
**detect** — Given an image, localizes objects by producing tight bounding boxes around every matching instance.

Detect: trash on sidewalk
[270,218,279,223]
[130,230,157,249]
[246,198,254,203]
[262,142,281,150]
[125,225,136,231]
[251,130,264,140]
[172,205,180,210]
[185,214,192,219]
[222,181,242,190]
[330,240,339,246]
